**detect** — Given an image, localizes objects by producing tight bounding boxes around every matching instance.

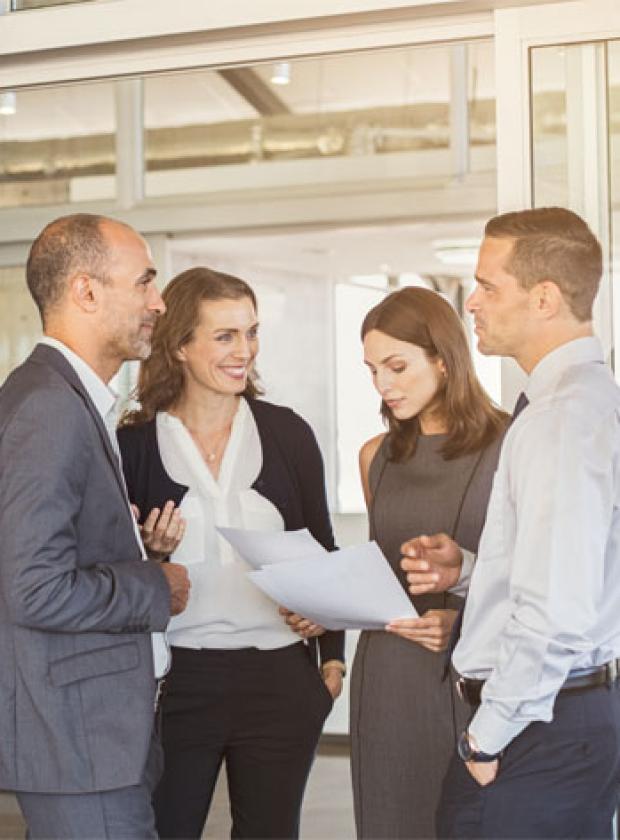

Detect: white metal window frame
[0,2,495,90]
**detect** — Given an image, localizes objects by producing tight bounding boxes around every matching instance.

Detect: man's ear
[70,274,98,313]
[531,280,562,320]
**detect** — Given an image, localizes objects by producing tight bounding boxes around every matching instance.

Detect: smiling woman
[117,266,345,840]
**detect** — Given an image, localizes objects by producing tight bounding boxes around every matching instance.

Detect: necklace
[189,421,233,466]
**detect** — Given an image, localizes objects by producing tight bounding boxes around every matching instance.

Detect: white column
[450,43,469,180]
[115,78,144,209]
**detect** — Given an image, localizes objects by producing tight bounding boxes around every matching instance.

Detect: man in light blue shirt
[402,207,620,838]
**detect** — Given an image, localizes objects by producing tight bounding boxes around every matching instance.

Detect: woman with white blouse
[118,267,345,840]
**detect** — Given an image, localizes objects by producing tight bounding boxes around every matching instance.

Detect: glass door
[494,0,620,398]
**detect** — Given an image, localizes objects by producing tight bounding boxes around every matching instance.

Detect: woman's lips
[220,366,248,380]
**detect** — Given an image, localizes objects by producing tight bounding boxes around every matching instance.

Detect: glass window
[531,40,615,365]
[530,45,570,208]
[0,80,116,208]
[469,40,496,150]
[0,266,41,384]
[143,41,496,197]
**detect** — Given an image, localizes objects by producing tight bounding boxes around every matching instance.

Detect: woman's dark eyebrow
[212,322,259,334]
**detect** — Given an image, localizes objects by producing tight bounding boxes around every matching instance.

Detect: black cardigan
[117,397,345,665]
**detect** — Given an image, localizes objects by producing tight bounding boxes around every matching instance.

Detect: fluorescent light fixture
[399,273,433,289]
[349,274,388,290]
[0,91,16,116]
[433,238,480,267]
[271,62,291,86]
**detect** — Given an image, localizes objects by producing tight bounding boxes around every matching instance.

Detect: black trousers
[154,642,333,840]
[437,682,620,839]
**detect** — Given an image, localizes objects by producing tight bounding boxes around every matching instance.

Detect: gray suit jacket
[0,344,171,794]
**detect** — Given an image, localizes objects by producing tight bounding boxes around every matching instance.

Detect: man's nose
[149,285,166,315]
[465,287,479,313]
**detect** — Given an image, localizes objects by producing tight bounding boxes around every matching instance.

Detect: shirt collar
[526,336,604,403]
[39,336,118,422]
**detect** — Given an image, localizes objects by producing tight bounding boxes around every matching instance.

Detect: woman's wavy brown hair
[122,267,263,426]
[361,287,507,462]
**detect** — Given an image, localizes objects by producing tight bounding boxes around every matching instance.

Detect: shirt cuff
[468,702,529,755]
[449,548,475,597]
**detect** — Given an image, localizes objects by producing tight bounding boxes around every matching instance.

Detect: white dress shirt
[158,398,298,650]
[454,336,620,754]
[39,337,169,677]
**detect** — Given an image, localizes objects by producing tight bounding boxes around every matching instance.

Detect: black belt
[456,659,620,707]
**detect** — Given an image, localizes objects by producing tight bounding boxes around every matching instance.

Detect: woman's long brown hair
[121,267,263,426]
[361,287,507,461]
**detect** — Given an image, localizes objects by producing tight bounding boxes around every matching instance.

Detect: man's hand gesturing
[400,533,463,595]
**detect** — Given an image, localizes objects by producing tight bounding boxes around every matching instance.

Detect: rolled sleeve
[449,548,475,597]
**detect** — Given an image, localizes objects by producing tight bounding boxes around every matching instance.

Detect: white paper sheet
[246,541,418,631]
[216,526,327,570]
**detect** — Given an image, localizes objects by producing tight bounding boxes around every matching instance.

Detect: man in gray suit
[0,214,190,838]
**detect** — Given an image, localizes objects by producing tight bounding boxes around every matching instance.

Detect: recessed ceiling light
[433,238,480,266]
[271,62,291,86]
[0,91,17,116]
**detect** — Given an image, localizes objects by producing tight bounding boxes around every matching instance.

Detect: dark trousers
[154,642,333,840]
[437,683,620,839]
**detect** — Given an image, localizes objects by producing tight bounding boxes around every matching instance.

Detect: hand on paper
[400,533,462,595]
[137,501,186,561]
[279,606,326,639]
[386,608,458,652]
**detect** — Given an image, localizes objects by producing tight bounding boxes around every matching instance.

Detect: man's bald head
[26,213,133,324]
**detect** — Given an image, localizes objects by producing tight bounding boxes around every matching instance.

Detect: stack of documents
[218,527,417,631]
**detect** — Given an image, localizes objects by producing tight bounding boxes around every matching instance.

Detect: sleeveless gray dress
[350,432,502,839]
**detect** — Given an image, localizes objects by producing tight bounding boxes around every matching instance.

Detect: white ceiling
[170,217,486,281]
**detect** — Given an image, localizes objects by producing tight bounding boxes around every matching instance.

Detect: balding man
[0,214,190,839]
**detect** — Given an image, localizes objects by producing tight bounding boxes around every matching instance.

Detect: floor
[0,742,355,839]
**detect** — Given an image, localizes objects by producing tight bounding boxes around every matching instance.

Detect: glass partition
[142,41,496,197]
[0,266,41,384]
[0,79,116,208]
[531,40,617,368]
[0,39,495,209]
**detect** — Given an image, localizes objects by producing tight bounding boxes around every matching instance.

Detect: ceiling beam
[217,68,290,117]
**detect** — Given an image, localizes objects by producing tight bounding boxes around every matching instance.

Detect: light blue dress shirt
[454,336,620,754]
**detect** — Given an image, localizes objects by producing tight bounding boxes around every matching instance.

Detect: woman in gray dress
[351,287,507,839]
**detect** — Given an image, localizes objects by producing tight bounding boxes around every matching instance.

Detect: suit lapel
[29,344,128,501]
